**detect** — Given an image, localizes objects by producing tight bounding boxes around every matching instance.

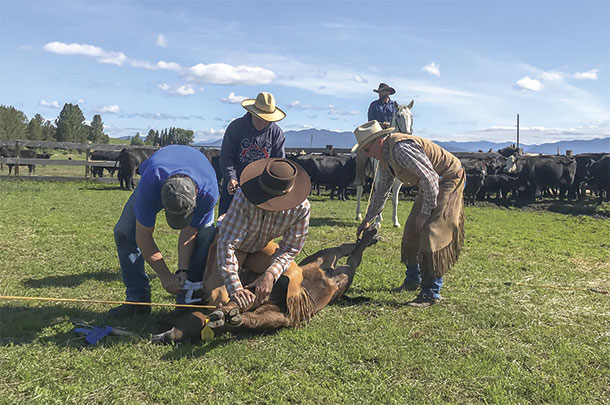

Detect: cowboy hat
[161,174,197,230]
[351,120,395,153]
[241,92,286,122]
[240,158,310,211]
[373,83,396,95]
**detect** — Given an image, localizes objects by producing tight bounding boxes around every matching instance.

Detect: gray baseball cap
[161,175,197,230]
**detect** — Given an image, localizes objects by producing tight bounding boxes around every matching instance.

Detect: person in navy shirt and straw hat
[218,92,286,216]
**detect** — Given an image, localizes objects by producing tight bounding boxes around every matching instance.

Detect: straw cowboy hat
[351,120,395,153]
[373,83,396,95]
[241,92,286,122]
[240,158,310,211]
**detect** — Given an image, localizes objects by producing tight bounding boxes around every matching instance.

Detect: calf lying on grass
[151,226,379,343]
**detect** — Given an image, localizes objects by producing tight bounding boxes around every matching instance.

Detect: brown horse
[151,226,379,343]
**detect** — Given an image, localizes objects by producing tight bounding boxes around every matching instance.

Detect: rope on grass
[0,295,217,309]
[504,282,608,295]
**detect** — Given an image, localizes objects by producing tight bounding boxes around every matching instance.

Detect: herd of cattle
[1,145,608,203]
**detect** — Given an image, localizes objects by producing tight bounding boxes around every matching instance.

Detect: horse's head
[391,100,414,134]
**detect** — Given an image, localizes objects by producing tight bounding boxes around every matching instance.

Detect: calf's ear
[407,100,414,109]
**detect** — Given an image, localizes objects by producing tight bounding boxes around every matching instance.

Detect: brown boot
[406,295,442,307]
[391,279,420,293]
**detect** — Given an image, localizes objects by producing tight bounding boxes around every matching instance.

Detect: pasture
[1,180,609,404]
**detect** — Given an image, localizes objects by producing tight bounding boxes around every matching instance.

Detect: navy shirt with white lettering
[134,145,218,228]
[368,98,396,123]
[220,112,285,182]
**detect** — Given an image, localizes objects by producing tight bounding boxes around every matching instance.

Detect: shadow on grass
[309,217,356,228]
[0,304,154,346]
[24,270,121,288]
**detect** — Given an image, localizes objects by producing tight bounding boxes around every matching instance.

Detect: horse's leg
[355,185,363,221]
[238,305,292,331]
[391,179,402,227]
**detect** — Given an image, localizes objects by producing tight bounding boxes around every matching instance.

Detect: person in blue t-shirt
[109,145,219,317]
[368,83,396,129]
[218,92,286,216]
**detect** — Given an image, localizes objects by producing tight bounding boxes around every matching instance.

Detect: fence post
[85,147,91,178]
[15,141,20,176]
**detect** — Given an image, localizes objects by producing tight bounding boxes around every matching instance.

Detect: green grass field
[1,180,609,404]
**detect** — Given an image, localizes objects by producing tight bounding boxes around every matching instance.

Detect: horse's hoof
[393,223,401,228]
[226,307,242,327]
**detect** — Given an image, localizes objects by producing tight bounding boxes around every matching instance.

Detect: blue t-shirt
[368,98,396,123]
[134,145,219,228]
[220,112,285,182]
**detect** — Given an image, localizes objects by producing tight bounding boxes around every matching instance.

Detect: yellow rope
[0,295,217,309]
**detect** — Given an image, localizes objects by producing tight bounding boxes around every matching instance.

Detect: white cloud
[574,69,599,80]
[158,83,196,96]
[39,100,60,108]
[157,34,168,48]
[286,100,313,109]
[130,59,182,71]
[221,92,248,104]
[43,41,127,66]
[94,105,120,114]
[541,71,563,81]
[422,62,441,77]
[516,76,544,91]
[184,63,276,85]
[354,74,367,83]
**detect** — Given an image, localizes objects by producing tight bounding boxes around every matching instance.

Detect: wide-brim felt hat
[240,158,310,212]
[352,120,395,153]
[351,120,394,153]
[373,82,396,95]
[241,92,286,122]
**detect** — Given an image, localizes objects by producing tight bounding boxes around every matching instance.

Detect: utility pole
[516,113,520,149]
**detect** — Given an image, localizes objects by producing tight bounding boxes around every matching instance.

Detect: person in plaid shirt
[215,158,311,311]
[353,121,465,307]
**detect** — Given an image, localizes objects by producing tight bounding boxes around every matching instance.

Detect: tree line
[0,104,195,146]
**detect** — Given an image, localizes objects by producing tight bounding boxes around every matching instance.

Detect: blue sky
[1,0,608,145]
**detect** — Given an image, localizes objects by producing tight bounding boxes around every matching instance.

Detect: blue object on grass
[74,326,114,345]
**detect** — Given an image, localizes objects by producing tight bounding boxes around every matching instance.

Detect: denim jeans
[404,264,443,299]
[114,189,216,303]
[217,179,234,217]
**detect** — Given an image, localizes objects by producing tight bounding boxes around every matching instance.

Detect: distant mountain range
[195,128,610,154]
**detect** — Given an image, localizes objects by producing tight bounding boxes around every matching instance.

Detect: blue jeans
[218,179,233,217]
[114,189,216,303]
[405,264,443,299]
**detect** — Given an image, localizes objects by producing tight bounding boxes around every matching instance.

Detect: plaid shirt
[217,188,311,295]
[365,140,439,221]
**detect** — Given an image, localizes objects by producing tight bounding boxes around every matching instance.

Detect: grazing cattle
[151,226,380,343]
[288,154,356,201]
[481,174,519,201]
[90,150,120,178]
[199,147,222,190]
[117,147,156,190]
[464,167,486,205]
[0,146,37,175]
[36,152,51,169]
[504,155,577,201]
[569,153,609,199]
[584,155,610,201]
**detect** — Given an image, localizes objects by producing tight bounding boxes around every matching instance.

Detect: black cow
[117,147,156,190]
[584,156,610,201]
[199,148,222,190]
[0,146,37,175]
[481,174,519,201]
[90,150,120,178]
[464,167,486,206]
[288,154,356,201]
[569,153,609,199]
[504,155,576,201]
